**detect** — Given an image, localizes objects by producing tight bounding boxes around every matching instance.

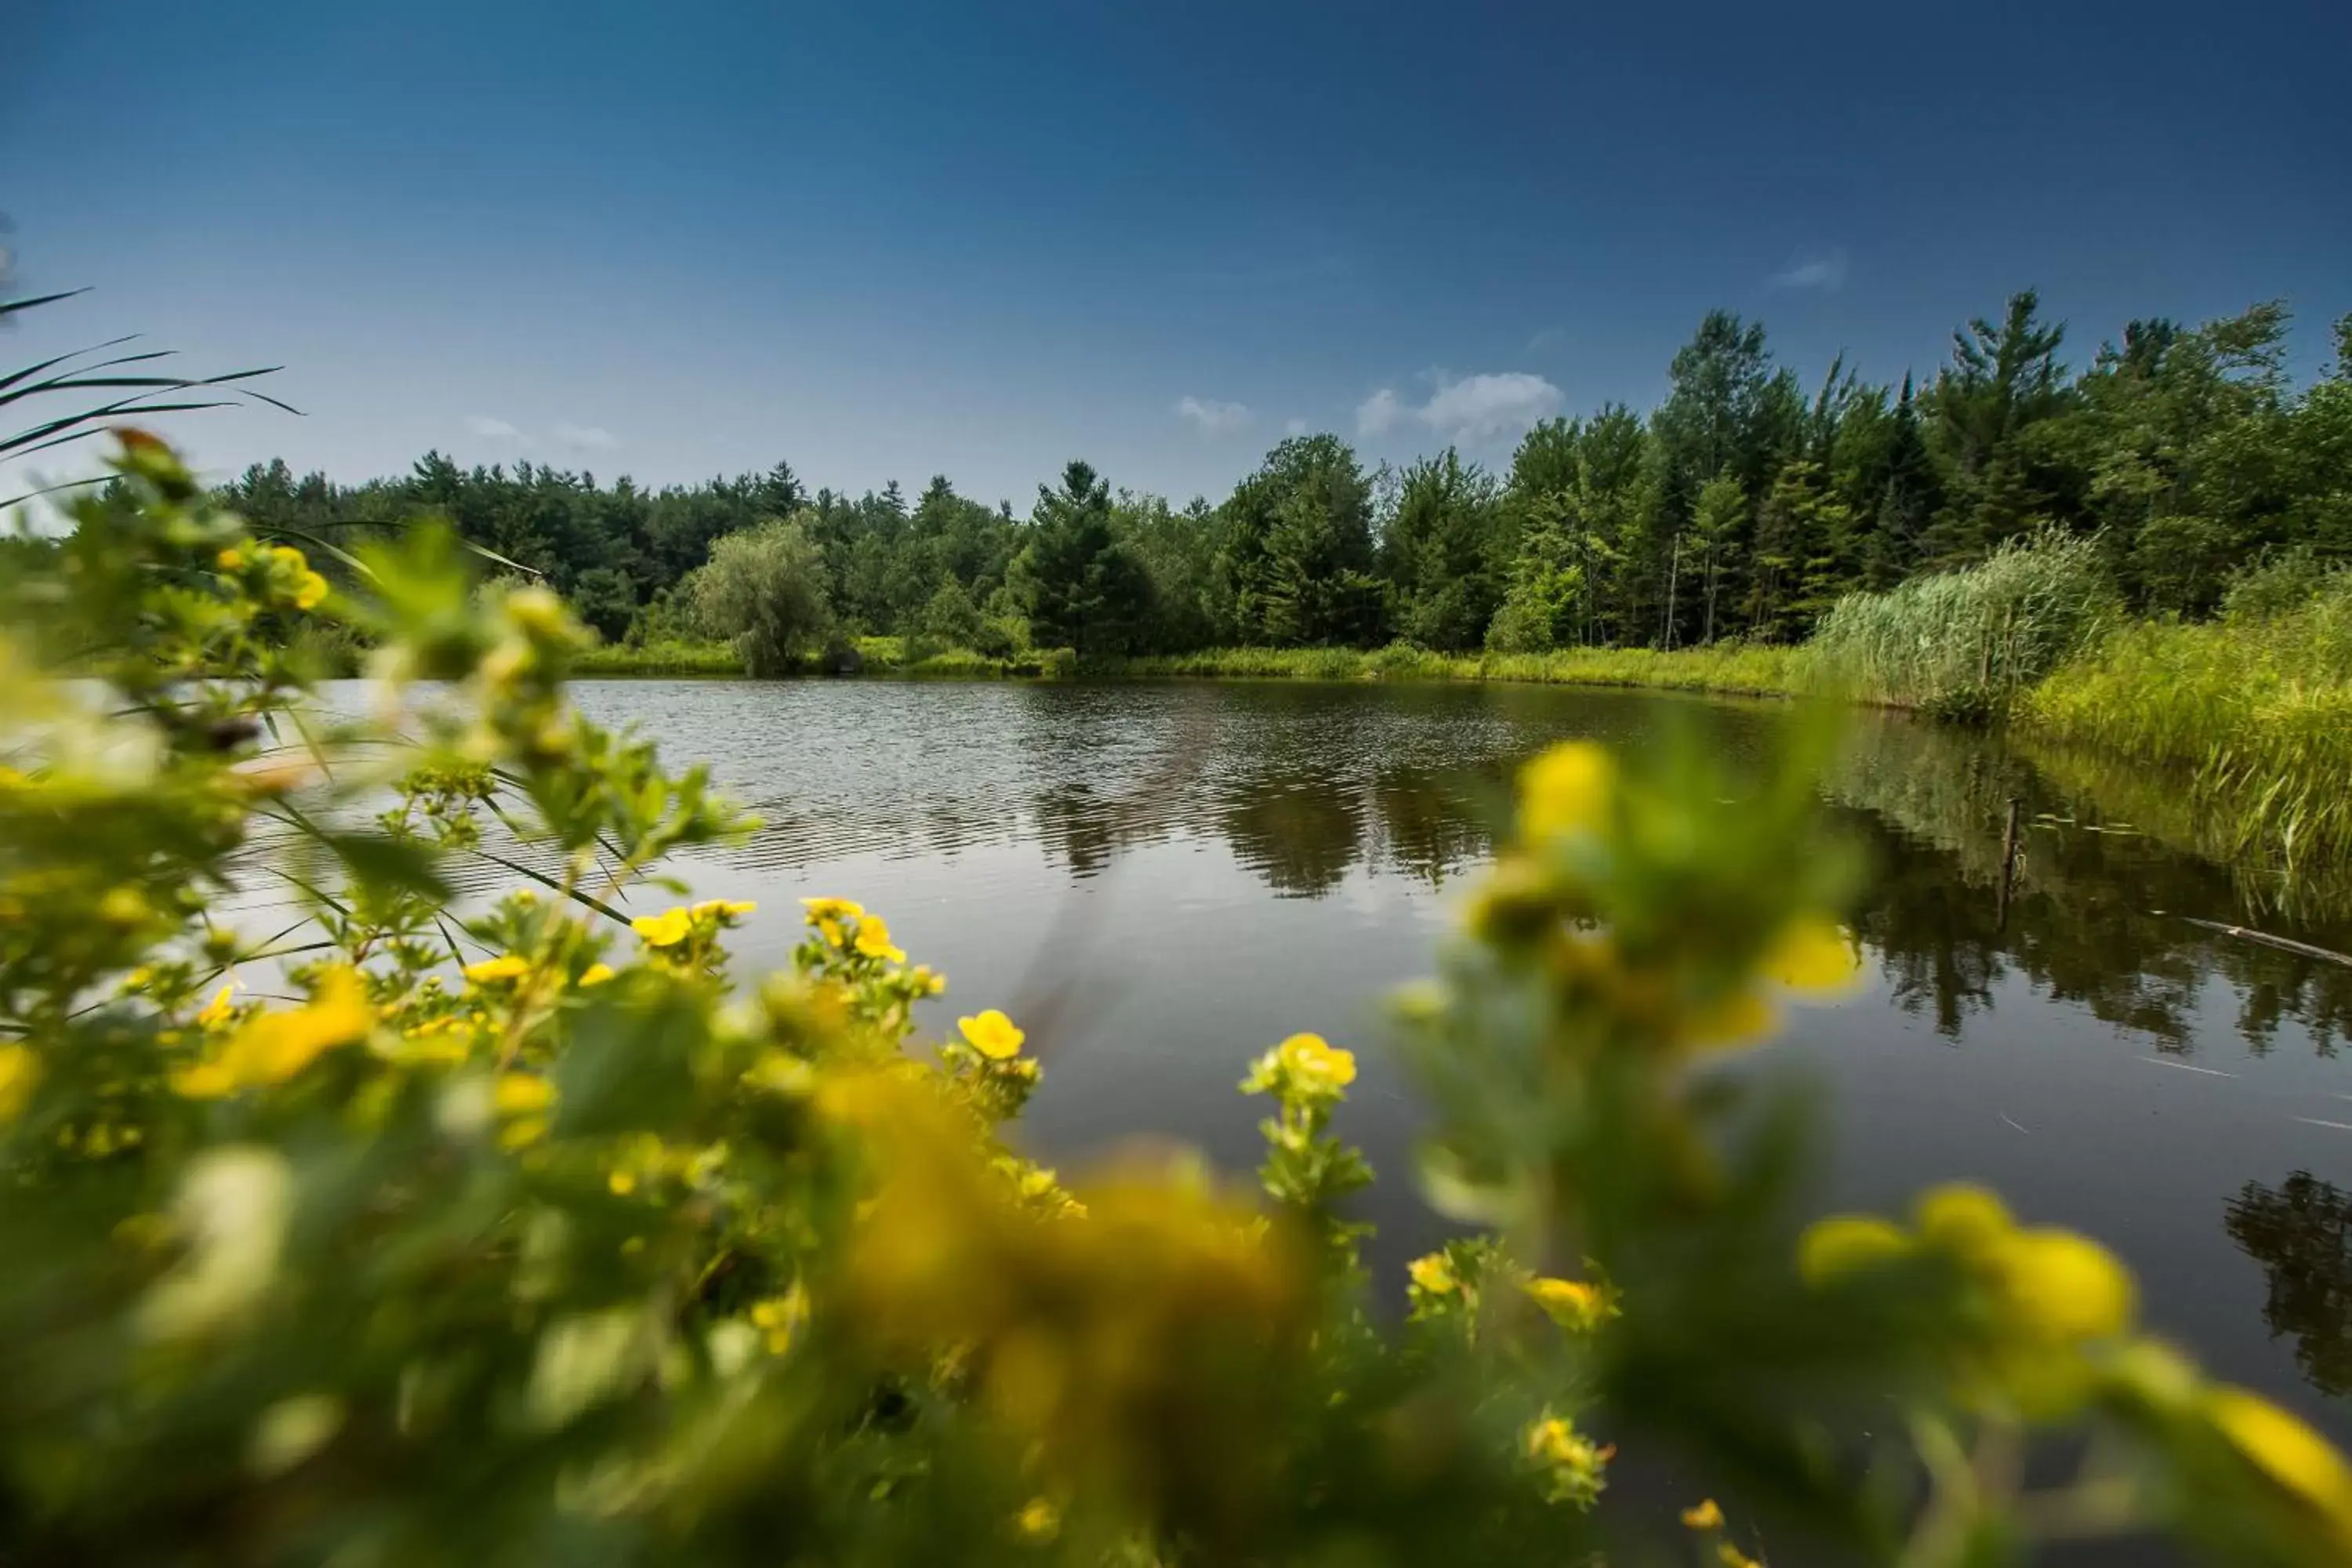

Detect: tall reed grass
[1804,531,2119,717]
[2018,572,2352,869]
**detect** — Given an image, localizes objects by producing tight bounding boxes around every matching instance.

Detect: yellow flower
[1717,1545,1762,1568]
[630,908,692,948]
[216,546,247,571]
[607,1168,637,1195]
[1682,1498,1726,1531]
[1798,1214,1911,1285]
[195,980,241,1028]
[853,914,906,964]
[577,962,615,986]
[1276,1031,1356,1093]
[268,545,308,572]
[691,898,757,920]
[747,1285,808,1354]
[1014,1496,1062,1543]
[1522,1413,1613,1506]
[800,896,866,923]
[292,570,329,611]
[2206,1385,2352,1534]
[1526,1276,1613,1331]
[1759,915,1860,996]
[1914,1183,2013,1256]
[494,1072,554,1116]
[959,1008,1026,1061]
[910,964,946,996]
[1409,1253,1459,1294]
[178,968,372,1098]
[169,1062,238,1099]
[1992,1229,2136,1343]
[463,954,531,985]
[1519,741,1614,844]
[0,1044,39,1123]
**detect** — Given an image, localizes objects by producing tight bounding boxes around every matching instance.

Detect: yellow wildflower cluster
[169,968,373,1099]
[1802,1182,2136,1414]
[1521,1412,1613,1508]
[629,898,757,963]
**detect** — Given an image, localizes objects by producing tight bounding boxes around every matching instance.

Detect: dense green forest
[210,293,2352,658]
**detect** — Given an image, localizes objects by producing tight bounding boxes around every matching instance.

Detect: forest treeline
[212,292,2352,659]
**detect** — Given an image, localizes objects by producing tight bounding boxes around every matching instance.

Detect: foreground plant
[0,435,2346,1565]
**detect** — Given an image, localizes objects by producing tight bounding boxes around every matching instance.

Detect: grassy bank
[568,635,1807,697]
[574,638,745,676]
[1105,641,1806,696]
[2017,575,2352,869]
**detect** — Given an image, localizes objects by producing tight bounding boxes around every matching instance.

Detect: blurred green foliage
[2,435,2349,1566]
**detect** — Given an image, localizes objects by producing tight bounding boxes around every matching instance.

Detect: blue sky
[6,0,2349,509]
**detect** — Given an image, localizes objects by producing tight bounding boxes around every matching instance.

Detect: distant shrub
[692,512,836,676]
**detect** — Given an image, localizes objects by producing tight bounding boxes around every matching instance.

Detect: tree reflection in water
[2227,1174,2352,1397]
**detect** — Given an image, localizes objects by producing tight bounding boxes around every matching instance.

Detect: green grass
[1098,641,1806,696]
[2017,574,2352,871]
[574,639,745,676]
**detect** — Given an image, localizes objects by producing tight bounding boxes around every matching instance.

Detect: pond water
[546,676,2352,1459]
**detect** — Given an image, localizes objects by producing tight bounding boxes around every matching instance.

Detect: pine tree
[1012,461,1155,655]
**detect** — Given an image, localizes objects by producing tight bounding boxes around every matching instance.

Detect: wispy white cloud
[465,416,523,440]
[1355,387,1406,437]
[1174,395,1254,434]
[1769,248,1849,292]
[1358,372,1563,445]
[1523,326,1565,355]
[553,422,618,451]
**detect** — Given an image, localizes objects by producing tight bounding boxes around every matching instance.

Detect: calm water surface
[552,677,2352,1454]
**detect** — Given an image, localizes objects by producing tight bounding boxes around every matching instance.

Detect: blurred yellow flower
[1717,1545,1762,1568]
[463,954,530,985]
[577,963,615,986]
[1681,1498,1725,1530]
[1759,915,1860,995]
[494,1072,554,1116]
[1014,1496,1062,1543]
[800,896,865,922]
[195,981,241,1028]
[0,1044,39,1123]
[1994,1228,2136,1342]
[631,908,692,948]
[2206,1385,2352,1534]
[1408,1253,1459,1294]
[854,915,906,964]
[292,570,329,611]
[1526,1276,1613,1331]
[1914,1183,2013,1255]
[691,898,757,919]
[1519,742,1614,844]
[747,1285,807,1354]
[215,546,246,571]
[179,968,371,1098]
[1277,1031,1356,1092]
[1797,1214,1911,1285]
[959,1008,1026,1060]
